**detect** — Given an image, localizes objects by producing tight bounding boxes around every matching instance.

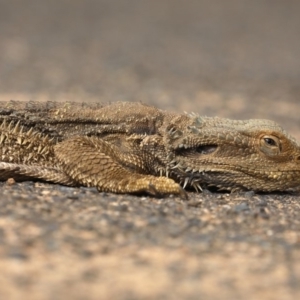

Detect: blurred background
[1,0,300,136]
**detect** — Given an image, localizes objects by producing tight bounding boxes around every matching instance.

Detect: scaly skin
[0,100,300,197]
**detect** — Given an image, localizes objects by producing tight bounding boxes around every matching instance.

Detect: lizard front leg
[54,136,186,198]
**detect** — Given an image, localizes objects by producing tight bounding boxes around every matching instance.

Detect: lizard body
[0,100,300,197]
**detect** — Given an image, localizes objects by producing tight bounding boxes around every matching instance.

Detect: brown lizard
[0,100,300,197]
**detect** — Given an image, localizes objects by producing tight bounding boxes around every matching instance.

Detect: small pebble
[6,178,16,185]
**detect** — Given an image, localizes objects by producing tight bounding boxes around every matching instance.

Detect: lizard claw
[178,187,189,200]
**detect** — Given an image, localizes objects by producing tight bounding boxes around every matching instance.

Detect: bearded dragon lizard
[0,101,300,197]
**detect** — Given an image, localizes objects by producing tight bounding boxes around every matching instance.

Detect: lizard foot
[120,176,188,199]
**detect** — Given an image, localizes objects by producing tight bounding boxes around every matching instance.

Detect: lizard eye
[260,135,281,156]
[264,137,277,147]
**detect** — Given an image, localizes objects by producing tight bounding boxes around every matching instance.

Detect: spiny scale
[0,119,56,166]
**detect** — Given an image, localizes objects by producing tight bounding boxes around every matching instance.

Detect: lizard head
[163,114,300,192]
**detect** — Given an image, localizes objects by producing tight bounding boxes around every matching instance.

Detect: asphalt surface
[1,1,300,299]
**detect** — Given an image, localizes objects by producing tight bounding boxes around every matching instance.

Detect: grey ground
[1,1,300,299]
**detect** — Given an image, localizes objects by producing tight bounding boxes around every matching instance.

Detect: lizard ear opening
[176,145,218,156]
[195,145,218,154]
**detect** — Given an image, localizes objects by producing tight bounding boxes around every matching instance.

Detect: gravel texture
[1,1,300,299]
